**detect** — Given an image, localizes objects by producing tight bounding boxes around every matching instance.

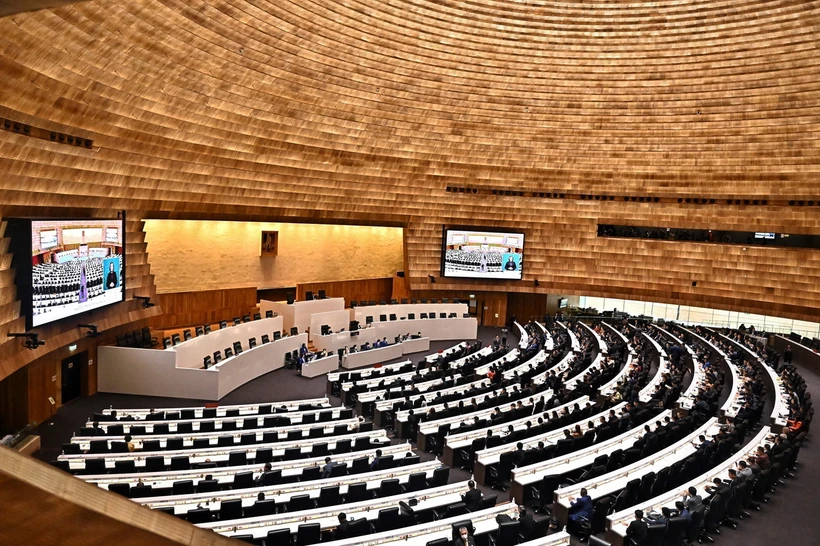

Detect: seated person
[626,510,648,544]
[462,480,482,511]
[567,487,593,533]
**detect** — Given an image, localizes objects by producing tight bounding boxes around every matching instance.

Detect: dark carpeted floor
[32,324,819,546]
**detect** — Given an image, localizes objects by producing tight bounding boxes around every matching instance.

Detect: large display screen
[441,227,525,280]
[10,218,126,328]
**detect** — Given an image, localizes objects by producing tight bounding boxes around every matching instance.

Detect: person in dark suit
[321,456,334,478]
[462,480,482,511]
[568,487,593,530]
[626,509,648,544]
[106,261,118,289]
[504,256,518,271]
[334,513,350,540]
[453,526,476,546]
[370,449,382,470]
[518,505,535,539]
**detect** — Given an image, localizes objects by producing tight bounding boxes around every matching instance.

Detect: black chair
[233,471,254,489]
[345,482,370,503]
[403,472,427,492]
[318,485,342,507]
[261,334,270,344]
[219,499,243,520]
[296,523,321,546]
[289,494,313,512]
[186,508,212,524]
[183,329,192,341]
[266,529,291,545]
[493,520,521,546]
[197,479,219,493]
[434,502,469,521]
[172,480,194,495]
[378,478,402,497]
[255,499,277,516]
[108,483,130,497]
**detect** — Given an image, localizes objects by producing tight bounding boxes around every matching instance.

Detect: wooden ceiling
[0,0,818,364]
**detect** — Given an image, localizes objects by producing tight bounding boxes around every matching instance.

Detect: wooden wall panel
[26,358,57,426]
[506,292,549,325]
[0,367,28,435]
[296,278,393,309]
[0,448,236,546]
[149,287,259,329]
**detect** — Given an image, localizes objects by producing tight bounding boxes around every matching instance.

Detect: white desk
[83,444,412,489]
[140,461,441,514]
[353,303,468,324]
[605,426,771,544]
[203,482,470,538]
[558,322,581,351]
[314,328,381,352]
[302,354,340,378]
[343,343,404,369]
[554,418,722,513]
[98,333,307,400]
[516,322,530,349]
[99,398,329,420]
[330,360,412,383]
[597,352,634,398]
[719,332,789,428]
[602,322,629,345]
[580,321,608,354]
[677,326,741,417]
[371,317,478,342]
[402,336,431,354]
[326,503,519,546]
[308,309,352,341]
[426,342,468,363]
[86,407,348,434]
[638,331,669,402]
[511,408,670,488]
[58,430,389,469]
[535,322,555,351]
[476,398,616,469]
[261,298,345,333]
[169,316,283,367]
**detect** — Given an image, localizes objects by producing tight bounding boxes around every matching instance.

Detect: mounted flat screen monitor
[441,227,524,280]
[8,218,126,329]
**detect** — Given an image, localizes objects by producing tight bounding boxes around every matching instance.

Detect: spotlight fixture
[134,296,155,308]
[534,279,540,287]
[8,332,45,350]
[78,324,99,338]
[428,275,436,284]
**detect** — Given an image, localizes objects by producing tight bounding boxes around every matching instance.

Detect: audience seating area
[50,319,812,545]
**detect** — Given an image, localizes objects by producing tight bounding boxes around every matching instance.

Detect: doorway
[61,351,85,405]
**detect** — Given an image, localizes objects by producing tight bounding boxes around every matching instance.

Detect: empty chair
[378,478,402,498]
[345,482,370,503]
[170,456,190,471]
[376,507,403,532]
[113,460,135,473]
[107,483,130,498]
[493,520,521,546]
[434,502,469,521]
[145,456,165,472]
[165,437,183,450]
[232,471,254,489]
[254,499,277,516]
[229,452,248,466]
[266,529,291,545]
[330,462,347,477]
[296,523,321,546]
[172,480,194,495]
[301,466,321,481]
[219,499,243,520]
[404,472,427,492]
[289,494,313,512]
[317,486,342,507]
[183,329,192,341]
[186,508,211,524]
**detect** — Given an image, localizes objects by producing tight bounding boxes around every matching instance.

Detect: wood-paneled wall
[149,287,259,330]
[0,447,236,546]
[296,278,393,308]
[507,292,549,325]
